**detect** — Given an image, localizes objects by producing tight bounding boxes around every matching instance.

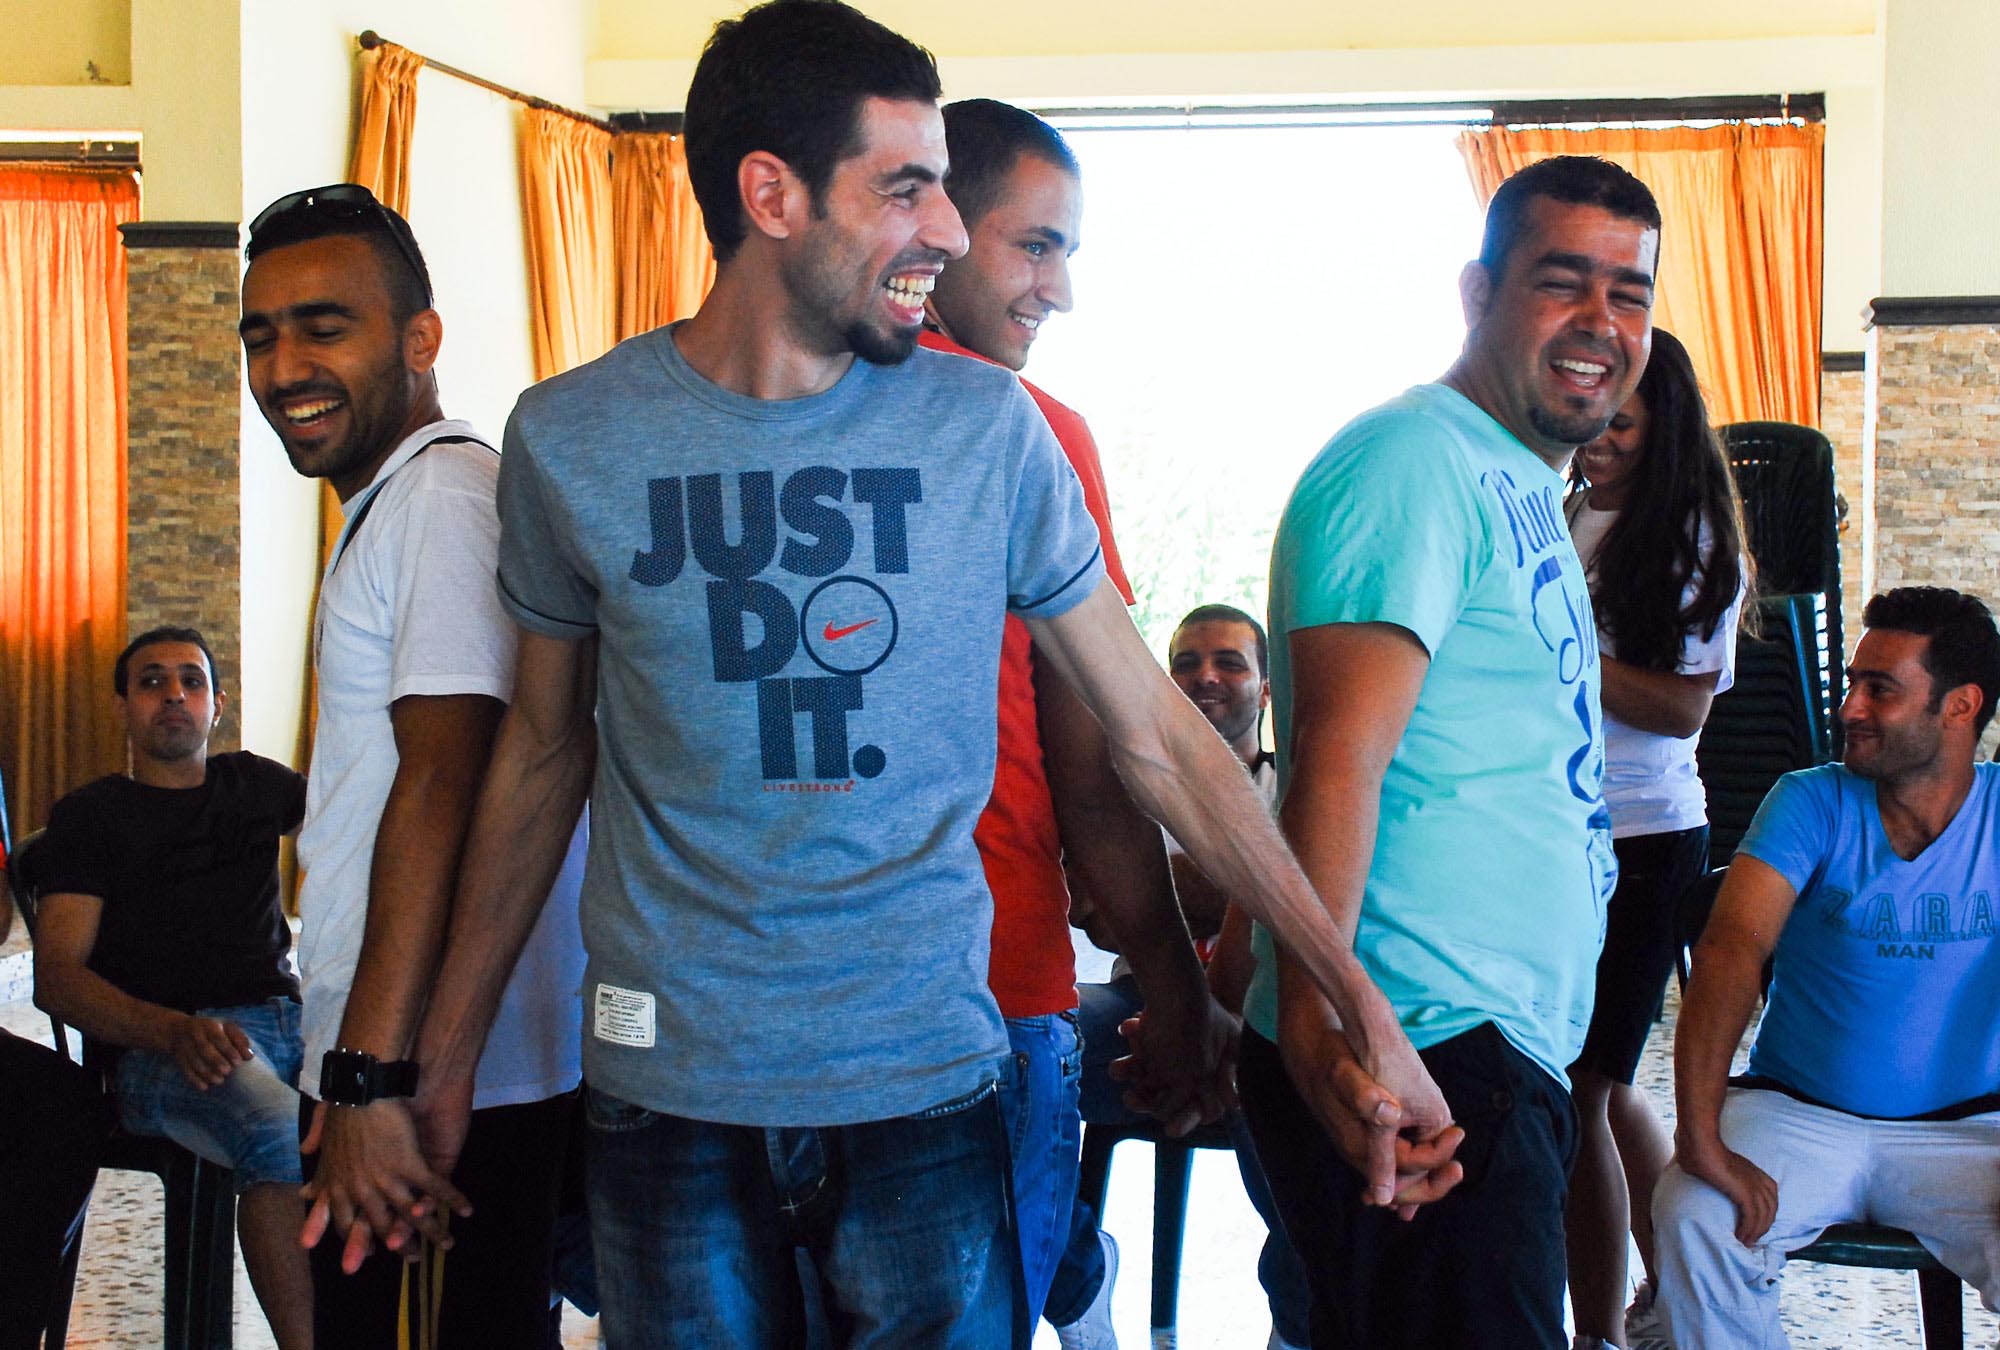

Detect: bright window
[1025,122,1483,651]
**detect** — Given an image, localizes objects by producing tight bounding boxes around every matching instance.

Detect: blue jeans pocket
[585,1086,664,1134]
[911,1078,998,1121]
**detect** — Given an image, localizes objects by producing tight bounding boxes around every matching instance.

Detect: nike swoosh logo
[823,619,880,641]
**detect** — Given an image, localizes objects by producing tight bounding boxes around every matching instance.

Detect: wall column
[121,221,243,753]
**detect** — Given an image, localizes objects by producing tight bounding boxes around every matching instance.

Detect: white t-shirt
[297,419,586,1108]
[1565,495,1744,839]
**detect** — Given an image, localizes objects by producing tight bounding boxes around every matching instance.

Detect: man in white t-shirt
[239,184,586,1347]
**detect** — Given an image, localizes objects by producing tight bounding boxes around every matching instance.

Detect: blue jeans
[114,996,303,1192]
[584,1078,1027,1349]
[1046,977,1312,1345]
[998,1012,1083,1321]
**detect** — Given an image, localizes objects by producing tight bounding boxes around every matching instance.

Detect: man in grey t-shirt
[338,3,1457,1343]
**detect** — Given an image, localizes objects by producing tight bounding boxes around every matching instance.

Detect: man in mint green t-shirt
[1238,156,1659,1350]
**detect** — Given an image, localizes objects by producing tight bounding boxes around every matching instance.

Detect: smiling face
[930,152,1081,371]
[240,233,434,500]
[1841,628,1954,782]
[1576,388,1649,508]
[780,96,968,366]
[117,641,221,767]
[1169,620,1269,758]
[1460,197,1658,462]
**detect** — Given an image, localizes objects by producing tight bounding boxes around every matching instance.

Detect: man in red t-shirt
[924,99,1234,1339]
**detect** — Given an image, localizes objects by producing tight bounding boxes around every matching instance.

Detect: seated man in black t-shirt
[32,626,311,1349]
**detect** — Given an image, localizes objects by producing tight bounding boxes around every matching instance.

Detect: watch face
[322,1051,375,1104]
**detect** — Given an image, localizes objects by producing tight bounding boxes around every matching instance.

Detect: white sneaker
[1148,1331,1176,1350]
[1624,1281,1672,1350]
[1055,1231,1119,1350]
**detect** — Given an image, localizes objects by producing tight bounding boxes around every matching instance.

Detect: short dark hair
[245,184,433,326]
[684,0,942,263]
[1478,156,1661,280]
[941,99,1080,228]
[1861,587,2000,735]
[114,626,216,697]
[1175,604,1269,677]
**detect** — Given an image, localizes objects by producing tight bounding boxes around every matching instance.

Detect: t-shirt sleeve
[34,792,115,901]
[378,459,515,703]
[1676,517,1744,691]
[1003,386,1106,618]
[1030,389,1135,606]
[1737,768,1836,896]
[496,414,600,639]
[248,754,309,833]
[1274,411,1486,655]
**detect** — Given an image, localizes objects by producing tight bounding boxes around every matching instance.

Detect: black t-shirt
[37,752,307,1012]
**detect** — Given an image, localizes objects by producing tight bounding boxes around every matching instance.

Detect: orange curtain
[0,167,137,833]
[521,110,616,380]
[611,131,715,341]
[1456,123,1824,426]
[348,41,423,216]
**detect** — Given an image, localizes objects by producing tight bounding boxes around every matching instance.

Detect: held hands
[1106,991,1241,1136]
[299,1097,470,1273]
[1278,1007,1463,1217]
[170,1014,252,1091]
[1679,1140,1779,1245]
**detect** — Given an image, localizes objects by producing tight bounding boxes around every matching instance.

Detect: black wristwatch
[319,1048,420,1106]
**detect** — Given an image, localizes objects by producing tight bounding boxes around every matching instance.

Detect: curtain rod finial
[359,30,383,50]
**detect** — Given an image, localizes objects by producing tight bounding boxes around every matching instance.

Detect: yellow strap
[396,1218,451,1350]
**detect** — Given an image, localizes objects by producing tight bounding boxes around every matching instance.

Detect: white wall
[236,0,596,762]
[1879,0,2000,297]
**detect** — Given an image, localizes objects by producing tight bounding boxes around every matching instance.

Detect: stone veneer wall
[1867,311,2000,759]
[122,224,242,753]
[1818,360,1867,645]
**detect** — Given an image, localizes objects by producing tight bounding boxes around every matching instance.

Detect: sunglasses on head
[247,183,433,306]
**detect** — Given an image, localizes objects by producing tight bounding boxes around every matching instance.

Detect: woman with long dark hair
[1563,329,1753,1350]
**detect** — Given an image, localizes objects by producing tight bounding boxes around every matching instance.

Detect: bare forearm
[1600,656,1717,739]
[334,695,504,1063]
[1112,701,1394,1046]
[35,961,187,1055]
[1671,945,1764,1160]
[417,717,595,1088]
[1167,854,1229,938]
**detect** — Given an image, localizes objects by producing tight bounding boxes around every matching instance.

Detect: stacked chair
[1690,422,1962,1345]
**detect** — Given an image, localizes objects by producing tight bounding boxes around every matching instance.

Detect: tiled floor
[11,972,1996,1347]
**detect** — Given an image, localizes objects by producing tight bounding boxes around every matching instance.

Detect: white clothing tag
[593,984,657,1048]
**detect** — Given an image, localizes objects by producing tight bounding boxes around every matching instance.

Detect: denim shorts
[114,996,305,1192]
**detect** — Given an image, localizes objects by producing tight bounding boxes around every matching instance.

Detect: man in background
[925,97,1232,1340]
[240,184,586,1346]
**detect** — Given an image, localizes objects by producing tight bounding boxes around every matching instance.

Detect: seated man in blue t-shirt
[31,627,310,1349]
[1655,586,2000,1348]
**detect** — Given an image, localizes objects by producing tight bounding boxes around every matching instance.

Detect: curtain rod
[0,140,140,166]
[358,30,616,133]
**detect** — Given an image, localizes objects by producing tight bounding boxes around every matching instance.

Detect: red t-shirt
[918,330,1136,1016]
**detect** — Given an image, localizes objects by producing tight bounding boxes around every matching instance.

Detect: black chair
[1722,421,1846,744]
[8,830,237,1350]
[1789,1224,1963,1349]
[1076,1116,1237,1338]
[1697,593,1835,862]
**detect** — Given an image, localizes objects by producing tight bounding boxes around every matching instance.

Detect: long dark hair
[1573,329,1754,672]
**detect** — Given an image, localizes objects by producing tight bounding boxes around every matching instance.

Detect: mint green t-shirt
[1245,383,1616,1087]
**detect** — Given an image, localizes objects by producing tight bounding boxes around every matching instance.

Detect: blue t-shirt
[1743,762,2000,1118]
[1245,383,1616,1087]
[497,326,1105,1126]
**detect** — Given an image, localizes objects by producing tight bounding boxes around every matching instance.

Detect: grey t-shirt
[497,325,1106,1125]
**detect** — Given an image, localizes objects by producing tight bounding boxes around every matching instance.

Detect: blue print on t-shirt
[627,466,924,784]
